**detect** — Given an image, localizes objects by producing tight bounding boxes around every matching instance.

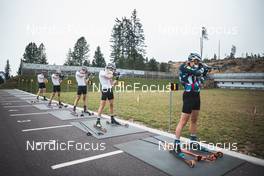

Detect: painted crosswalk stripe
[22,124,73,132]
[10,112,49,117]
[51,150,124,170]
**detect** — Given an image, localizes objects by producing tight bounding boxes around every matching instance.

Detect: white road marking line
[4,105,33,108]
[8,109,18,112]
[22,124,73,132]
[2,103,12,105]
[17,120,31,123]
[0,100,24,103]
[51,150,124,170]
[10,112,49,116]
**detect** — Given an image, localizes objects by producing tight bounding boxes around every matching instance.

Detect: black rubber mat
[115,137,245,176]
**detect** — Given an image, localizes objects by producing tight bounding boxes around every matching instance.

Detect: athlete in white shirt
[48,71,63,106]
[36,72,47,101]
[72,67,91,114]
[95,63,120,128]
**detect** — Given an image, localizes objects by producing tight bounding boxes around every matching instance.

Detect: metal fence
[21,63,178,79]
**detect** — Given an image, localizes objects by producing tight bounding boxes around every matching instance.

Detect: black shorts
[182,92,200,114]
[101,89,114,100]
[53,85,61,92]
[77,86,87,95]
[38,83,46,89]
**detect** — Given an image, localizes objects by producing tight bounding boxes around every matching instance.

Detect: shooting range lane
[115,137,246,176]
[49,110,97,120]
[71,118,146,139]
[0,89,168,176]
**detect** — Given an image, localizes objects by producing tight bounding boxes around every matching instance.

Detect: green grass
[51,89,264,158]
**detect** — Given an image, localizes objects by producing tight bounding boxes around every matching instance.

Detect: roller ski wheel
[169,150,196,168]
[214,151,223,158]
[187,160,196,168]
[106,121,129,128]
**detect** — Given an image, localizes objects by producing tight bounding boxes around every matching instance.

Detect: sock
[84,105,87,112]
[174,139,181,152]
[73,106,76,112]
[96,118,100,124]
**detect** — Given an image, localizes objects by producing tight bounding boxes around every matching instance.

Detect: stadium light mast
[200,27,208,60]
[218,40,221,59]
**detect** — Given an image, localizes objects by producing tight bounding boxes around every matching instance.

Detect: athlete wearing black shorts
[173,53,209,155]
[36,72,47,101]
[96,63,120,128]
[48,71,63,106]
[72,67,90,113]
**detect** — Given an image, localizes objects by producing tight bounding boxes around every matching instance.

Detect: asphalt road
[0,89,263,176]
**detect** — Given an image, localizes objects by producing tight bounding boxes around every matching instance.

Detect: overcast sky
[0,0,263,75]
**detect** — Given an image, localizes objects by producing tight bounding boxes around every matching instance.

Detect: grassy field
[49,89,264,158]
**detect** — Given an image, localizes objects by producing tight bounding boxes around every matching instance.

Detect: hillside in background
[170,58,264,74]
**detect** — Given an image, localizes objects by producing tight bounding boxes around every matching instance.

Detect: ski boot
[82,106,93,116]
[43,96,48,101]
[171,139,185,158]
[111,115,121,125]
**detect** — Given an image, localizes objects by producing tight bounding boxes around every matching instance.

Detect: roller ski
[94,119,107,133]
[189,136,223,160]
[106,116,129,127]
[30,99,39,104]
[78,121,103,136]
[181,148,216,161]
[149,136,196,167]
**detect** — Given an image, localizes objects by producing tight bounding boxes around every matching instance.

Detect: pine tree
[38,43,48,64]
[23,42,39,63]
[83,60,90,66]
[17,59,23,75]
[147,58,159,71]
[72,37,90,66]
[64,48,74,66]
[5,59,11,79]
[92,46,106,67]
[159,62,169,72]
[230,45,236,59]
[110,9,146,69]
